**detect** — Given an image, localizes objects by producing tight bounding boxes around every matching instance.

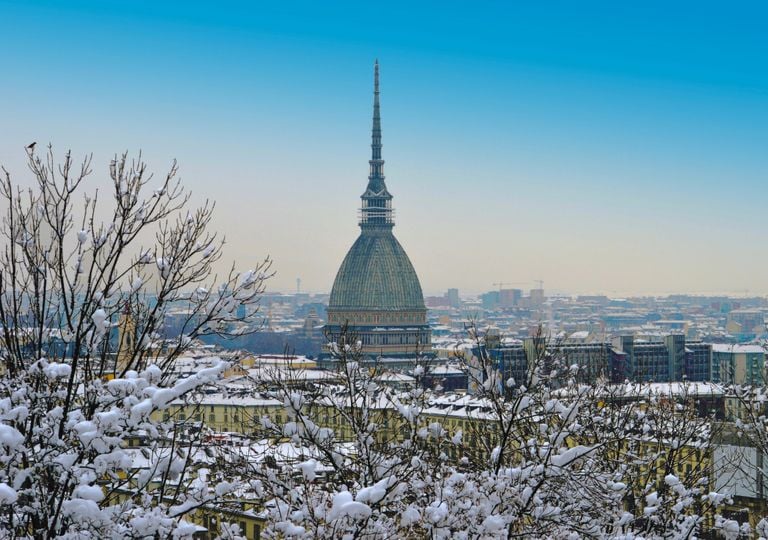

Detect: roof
[426,365,465,376]
[329,229,425,311]
[375,372,415,382]
[609,382,724,398]
[712,344,765,354]
[169,393,282,407]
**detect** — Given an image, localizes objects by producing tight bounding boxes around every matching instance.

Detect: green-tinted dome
[329,230,425,311]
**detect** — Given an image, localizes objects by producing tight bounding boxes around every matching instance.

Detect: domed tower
[323,61,431,362]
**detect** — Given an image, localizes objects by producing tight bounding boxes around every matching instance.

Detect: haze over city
[1,1,767,296]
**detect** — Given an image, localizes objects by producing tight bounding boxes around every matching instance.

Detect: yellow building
[155,394,283,436]
[189,501,265,540]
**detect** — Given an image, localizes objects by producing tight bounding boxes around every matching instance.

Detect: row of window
[164,408,285,427]
[358,333,430,345]
[328,313,425,324]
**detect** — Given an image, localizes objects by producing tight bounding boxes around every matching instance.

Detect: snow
[0,483,18,505]
[400,506,421,527]
[481,514,506,533]
[712,344,765,354]
[328,491,372,521]
[274,522,307,536]
[664,473,680,486]
[550,446,594,468]
[139,249,153,264]
[451,430,463,445]
[297,459,317,482]
[61,498,103,522]
[215,481,236,497]
[238,269,257,289]
[91,308,109,331]
[356,477,393,505]
[156,257,170,278]
[0,424,24,451]
[73,485,105,502]
[43,362,72,379]
[149,361,227,408]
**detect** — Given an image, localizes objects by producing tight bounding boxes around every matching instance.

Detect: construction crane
[492,281,525,291]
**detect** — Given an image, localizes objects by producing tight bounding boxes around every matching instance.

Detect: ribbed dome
[329,230,425,311]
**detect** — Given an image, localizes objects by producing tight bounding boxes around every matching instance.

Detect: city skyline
[1,1,767,296]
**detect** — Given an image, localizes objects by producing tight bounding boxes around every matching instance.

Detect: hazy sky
[1,1,767,297]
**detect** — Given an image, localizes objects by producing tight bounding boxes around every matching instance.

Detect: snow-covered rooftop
[711,344,765,354]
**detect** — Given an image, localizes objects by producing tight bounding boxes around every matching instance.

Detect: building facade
[483,334,716,387]
[712,344,766,385]
[322,62,430,363]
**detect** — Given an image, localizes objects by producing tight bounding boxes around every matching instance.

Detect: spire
[360,60,394,229]
[370,59,384,179]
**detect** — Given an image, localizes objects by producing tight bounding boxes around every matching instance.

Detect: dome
[329,230,425,311]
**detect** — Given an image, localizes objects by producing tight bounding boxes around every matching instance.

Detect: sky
[1,1,767,297]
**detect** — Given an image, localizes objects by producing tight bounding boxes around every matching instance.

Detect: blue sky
[1,1,767,296]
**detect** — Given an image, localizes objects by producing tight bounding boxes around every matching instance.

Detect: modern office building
[611,334,712,383]
[322,62,430,363]
[483,334,714,387]
[712,344,766,386]
[684,341,714,382]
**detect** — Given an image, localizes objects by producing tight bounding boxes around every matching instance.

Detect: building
[446,288,460,309]
[685,341,713,382]
[611,335,675,382]
[322,62,430,363]
[712,344,766,385]
[499,288,522,308]
[115,302,137,376]
[528,287,545,307]
[480,290,500,310]
[421,364,468,392]
[484,334,714,386]
[726,309,766,341]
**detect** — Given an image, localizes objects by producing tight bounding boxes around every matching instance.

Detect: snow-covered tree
[456,325,729,538]
[589,382,723,538]
[223,320,739,539]
[233,324,448,538]
[0,147,271,538]
[441,325,627,537]
[717,381,768,536]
